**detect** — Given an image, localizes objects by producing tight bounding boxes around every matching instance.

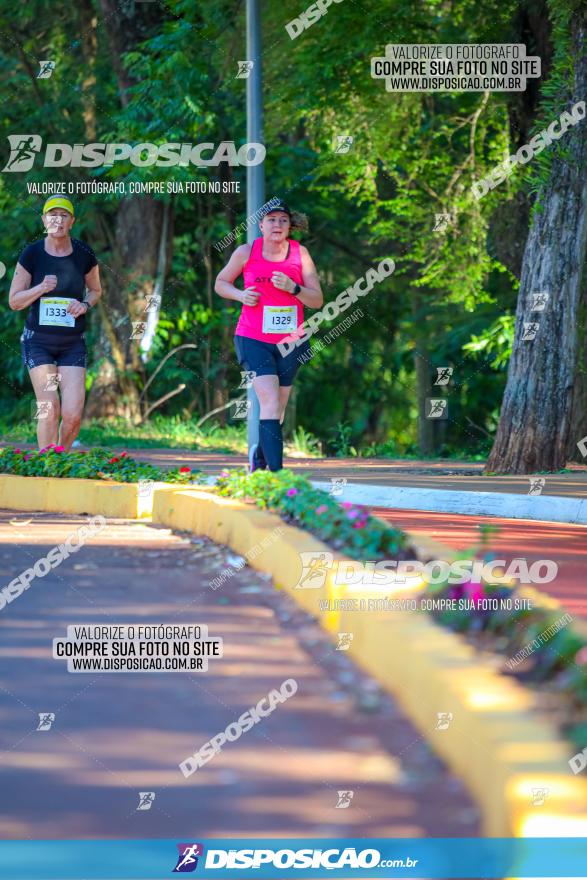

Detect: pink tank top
[235,237,304,344]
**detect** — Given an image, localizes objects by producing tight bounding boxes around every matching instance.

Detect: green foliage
[0,445,204,484]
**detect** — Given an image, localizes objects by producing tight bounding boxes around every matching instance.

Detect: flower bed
[0,445,203,485]
[217,468,587,752]
[215,468,415,562]
[427,558,587,752]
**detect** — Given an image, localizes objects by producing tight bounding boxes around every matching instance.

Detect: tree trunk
[485,11,587,474]
[85,0,171,420]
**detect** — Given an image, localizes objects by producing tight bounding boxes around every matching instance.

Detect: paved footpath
[0,511,479,840]
[125,449,587,498]
[374,509,587,621]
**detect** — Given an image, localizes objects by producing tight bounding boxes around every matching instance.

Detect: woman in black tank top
[8,195,102,451]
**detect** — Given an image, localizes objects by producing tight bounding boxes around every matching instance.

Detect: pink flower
[47,443,55,448]
[341,501,354,509]
[315,504,328,515]
[179,466,191,473]
[346,509,360,520]
[54,446,65,453]
[14,448,21,454]
[352,520,367,529]
[286,488,298,497]
[24,454,30,461]
[465,580,485,605]
[575,646,587,666]
[220,470,230,477]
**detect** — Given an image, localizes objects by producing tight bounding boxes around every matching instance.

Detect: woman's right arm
[214,244,259,306]
[9,263,57,311]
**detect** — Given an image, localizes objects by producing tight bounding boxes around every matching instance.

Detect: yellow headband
[43,196,74,216]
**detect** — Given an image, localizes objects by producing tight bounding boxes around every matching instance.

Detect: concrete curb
[151,486,587,838]
[0,475,179,519]
[312,481,587,525]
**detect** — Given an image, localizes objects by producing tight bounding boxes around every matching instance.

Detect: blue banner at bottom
[0,837,586,878]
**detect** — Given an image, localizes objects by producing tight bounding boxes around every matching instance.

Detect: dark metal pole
[246,0,264,454]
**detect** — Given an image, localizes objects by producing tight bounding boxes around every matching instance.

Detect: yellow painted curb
[152,486,587,838]
[0,474,177,519]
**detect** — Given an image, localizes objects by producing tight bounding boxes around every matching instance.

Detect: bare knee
[37,397,60,429]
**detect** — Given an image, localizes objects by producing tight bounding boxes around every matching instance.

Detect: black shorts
[234,334,310,387]
[20,329,87,369]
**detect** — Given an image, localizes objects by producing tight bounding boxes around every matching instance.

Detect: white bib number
[262,305,297,334]
[39,297,75,328]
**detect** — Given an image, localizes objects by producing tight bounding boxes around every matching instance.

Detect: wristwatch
[292,283,301,296]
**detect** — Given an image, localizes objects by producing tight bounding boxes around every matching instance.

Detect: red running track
[373,508,587,620]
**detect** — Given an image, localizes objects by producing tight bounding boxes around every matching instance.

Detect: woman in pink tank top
[215,199,323,472]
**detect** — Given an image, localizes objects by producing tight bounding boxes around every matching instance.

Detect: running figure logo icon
[296,552,333,589]
[434,367,453,386]
[335,135,354,153]
[329,477,347,496]
[136,792,155,811]
[531,292,549,311]
[232,399,250,419]
[3,135,42,172]
[433,213,451,232]
[239,370,256,389]
[522,322,539,341]
[531,787,549,806]
[173,843,204,872]
[426,398,447,419]
[236,61,254,78]
[336,632,353,651]
[528,477,546,496]
[335,790,354,809]
[37,713,55,731]
[37,60,56,78]
[435,712,453,730]
[143,294,161,313]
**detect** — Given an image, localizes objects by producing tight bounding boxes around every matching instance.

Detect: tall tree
[485,1,587,472]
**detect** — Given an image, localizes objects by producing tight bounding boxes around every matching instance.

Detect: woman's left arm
[68,265,102,317]
[271,245,323,309]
